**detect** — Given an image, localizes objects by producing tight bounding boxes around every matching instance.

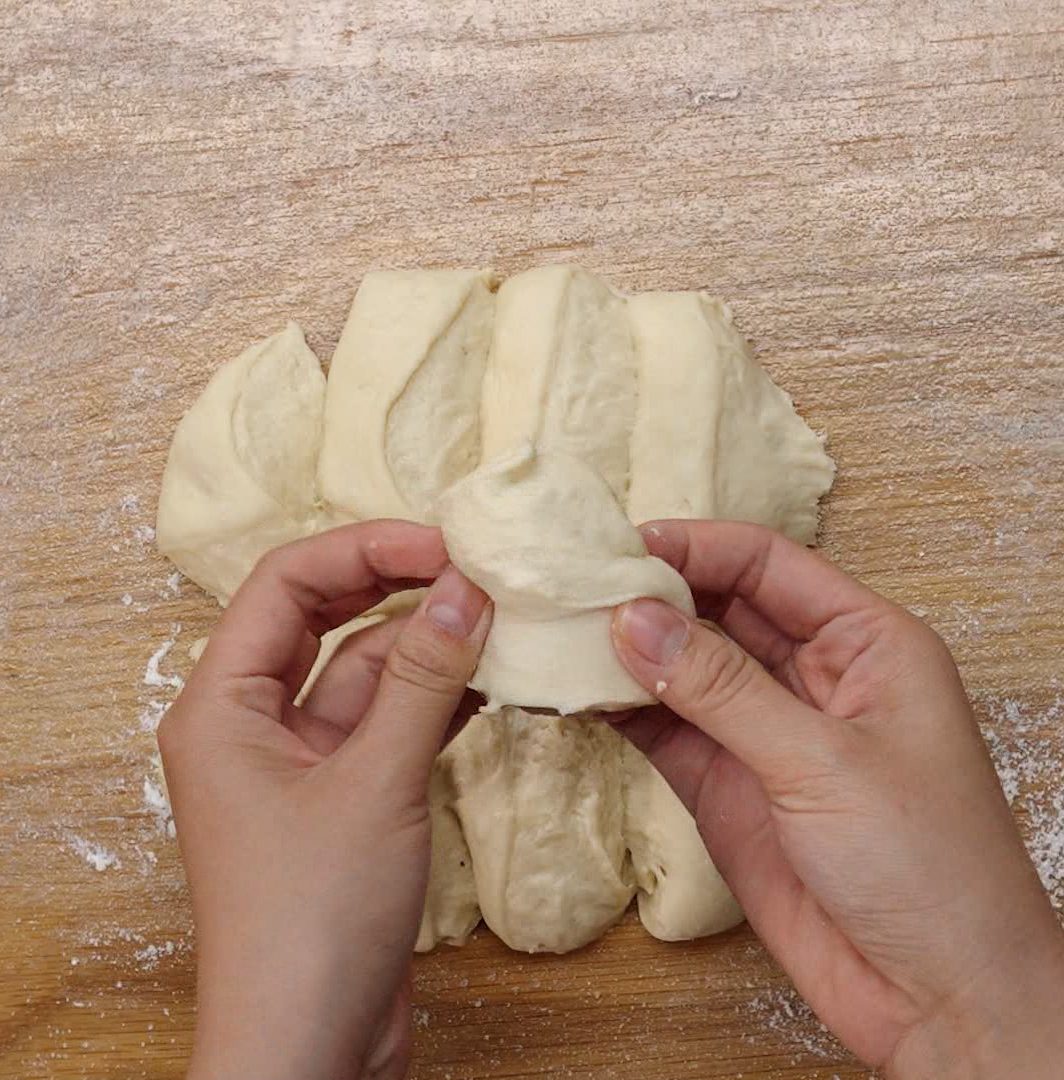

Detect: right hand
[610,520,1064,1079]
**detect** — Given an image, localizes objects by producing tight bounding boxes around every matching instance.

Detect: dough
[156,322,329,604]
[416,747,481,951]
[627,292,835,540]
[156,265,838,956]
[438,444,695,714]
[318,269,497,522]
[450,708,633,953]
[622,743,743,941]
[480,265,636,502]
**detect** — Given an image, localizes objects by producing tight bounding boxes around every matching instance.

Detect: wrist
[887,927,1064,1080]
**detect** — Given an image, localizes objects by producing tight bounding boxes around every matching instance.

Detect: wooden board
[2,1,1062,1076]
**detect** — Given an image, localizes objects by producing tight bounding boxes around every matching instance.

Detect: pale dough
[622,742,743,940]
[627,292,835,538]
[318,269,497,523]
[450,708,633,953]
[156,322,331,604]
[480,266,636,502]
[156,264,837,955]
[438,444,694,714]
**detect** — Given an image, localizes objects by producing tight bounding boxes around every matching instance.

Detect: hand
[611,520,1064,1079]
[158,522,491,1080]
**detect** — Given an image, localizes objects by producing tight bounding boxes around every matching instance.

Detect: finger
[641,520,886,643]
[613,704,725,811]
[301,616,410,732]
[198,522,448,697]
[337,568,491,793]
[612,599,835,785]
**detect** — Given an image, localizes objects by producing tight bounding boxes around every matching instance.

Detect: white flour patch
[143,630,184,691]
[143,772,175,839]
[66,834,121,873]
[138,700,168,733]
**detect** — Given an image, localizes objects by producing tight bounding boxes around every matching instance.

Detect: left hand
[158,522,491,1080]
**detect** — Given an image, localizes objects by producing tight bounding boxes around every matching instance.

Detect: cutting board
[2,2,1061,1077]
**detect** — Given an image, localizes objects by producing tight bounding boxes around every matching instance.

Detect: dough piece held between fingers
[439,445,695,715]
[449,708,633,953]
[627,292,835,542]
[319,269,497,523]
[480,265,636,503]
[623,743,744,941]
[156,322,330,605]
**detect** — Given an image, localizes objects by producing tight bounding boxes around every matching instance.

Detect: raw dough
[627,292,835,538]
[480,265,636,502]
[438,444,695,714]
[156,322,330,604]
[415,748,481,951]
[622,742,743,941]
[450,708,633,953]
[156,265,837,956]
[318,269,497,522]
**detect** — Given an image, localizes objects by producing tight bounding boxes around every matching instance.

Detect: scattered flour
[133,940,177,970]
[742,985,842,1061]
[66,835,121,873]
[979,692,1064,910]
[143,773,175,839]
[138,700,168,733]
[143,630,184,691]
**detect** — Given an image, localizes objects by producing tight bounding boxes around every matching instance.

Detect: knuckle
[680,633,759,714]
[385,629,463,698]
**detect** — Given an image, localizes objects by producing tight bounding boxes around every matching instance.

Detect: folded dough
[622,743,743,941]
[318,269,497,523]
[416,747,481,952]
[450,708,633,953]
[156,322,328,604]
[438,444,695,714]
[480,265,636,502]
[627,292,835,540]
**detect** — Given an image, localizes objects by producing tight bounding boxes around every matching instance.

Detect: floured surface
[2,1,1062,1077]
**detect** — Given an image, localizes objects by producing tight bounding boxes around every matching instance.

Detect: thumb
[612,599,830,785]
[339,567,491,794]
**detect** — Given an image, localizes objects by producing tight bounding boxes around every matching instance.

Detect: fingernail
[617,599,689,665]
[425,567,487,639]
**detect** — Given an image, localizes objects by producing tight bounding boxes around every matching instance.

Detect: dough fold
[156,322,328,604]
[438,444,695,714]
[318,269,497,523]
[450,708,633,953]
[627,292,835,540]
[480,265,636,502]
[622,744,743,941]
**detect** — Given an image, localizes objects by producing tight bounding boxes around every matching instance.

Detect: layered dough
[157,322,330,604]
[449,709,633,953]
[627,292,835,538]
[438,445,694,714]
[480,266,636,502]
[318,269,497,522]
[156,264,836,953]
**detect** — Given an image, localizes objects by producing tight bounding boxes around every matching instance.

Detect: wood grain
[1,1,1061,1076]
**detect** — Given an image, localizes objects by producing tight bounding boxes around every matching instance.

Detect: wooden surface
[2,1,1062,1076]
